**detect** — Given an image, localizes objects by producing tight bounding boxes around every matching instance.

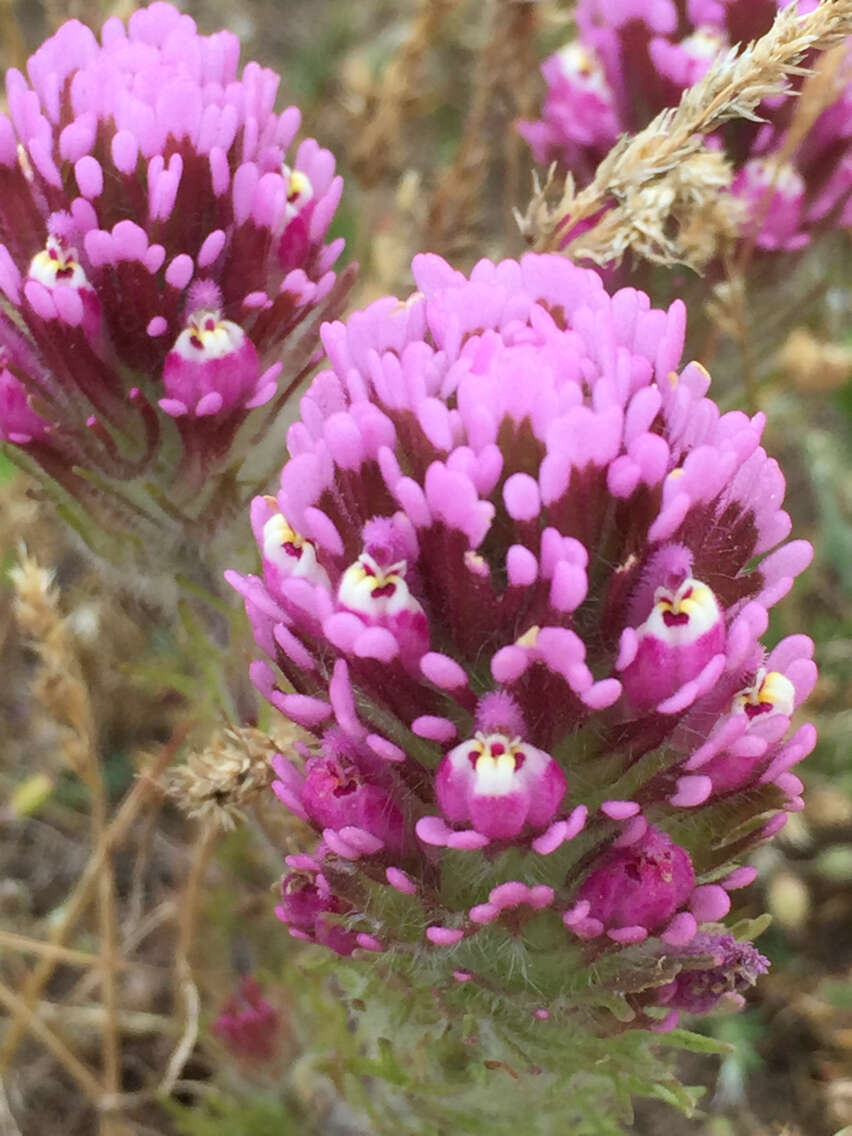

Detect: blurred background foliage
[0,1,850,1134]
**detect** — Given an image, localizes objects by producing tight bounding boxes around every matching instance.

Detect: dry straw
[348,0,461,185]
[427,0,540,258]
[778,326,852,391]
[517,0,852,269]
[9,550,122,1133]
[10,552,95,782]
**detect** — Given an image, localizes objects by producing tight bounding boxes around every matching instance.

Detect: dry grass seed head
[518,0,852,268]
[10,550,95,782]
[778,326,852,391]
[168,722,312,830]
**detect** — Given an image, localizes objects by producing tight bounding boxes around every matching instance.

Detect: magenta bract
[575,827,696,937]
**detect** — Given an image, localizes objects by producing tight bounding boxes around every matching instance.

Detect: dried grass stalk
[10,552,95,782]
[9,550,123,1133]
[0,734,178,1072]
[427,0,539,258]
[517,0,852,269]
[159,823,217,1096]
[0,980,104,1108]
[778,326,852,390]
[348,0,461,185]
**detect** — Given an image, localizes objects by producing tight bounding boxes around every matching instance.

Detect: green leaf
[0,449,17,485]
[652,1027,734,1055]
[162,1091,302,1135]
[729,912,773,941]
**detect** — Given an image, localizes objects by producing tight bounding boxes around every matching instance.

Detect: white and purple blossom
[230,252,814,1028]
[0,3,349,515]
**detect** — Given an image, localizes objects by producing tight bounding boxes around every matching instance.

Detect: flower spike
[230,251,814,1035]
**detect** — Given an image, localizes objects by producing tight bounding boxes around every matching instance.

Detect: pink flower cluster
[212,976,280,1062]
[0,3,345,502]
[230,253,815,1029]
[520,0,852,252]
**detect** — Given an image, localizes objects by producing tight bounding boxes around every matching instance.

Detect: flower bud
[276,863,358,957]
[657,933,769,1017]
[0,358,48,444]
[212,977,280,1063]
[733,160,808,251]
[336,545,429,667]
[573,827,695,942]
[301,749,406,855]
[161,292,267,419]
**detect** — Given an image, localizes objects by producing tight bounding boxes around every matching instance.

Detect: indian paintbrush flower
[0,2,351,540]
[229,252,815,1037]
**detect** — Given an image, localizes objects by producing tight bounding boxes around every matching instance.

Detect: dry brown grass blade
[9,552,122,1134]
[518,0,852,269]
[10,553,96,781]
[92,780,121,1136]
[159,824,218,1096]
[0,980,104,1108]
[427,0,539,259]
[0,727,184,1073]
[0,930,108,970]
[348,0,461,185]
[35,1002,177,1039]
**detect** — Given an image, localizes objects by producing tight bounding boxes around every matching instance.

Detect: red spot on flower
[744,700,772,719]
[332,777,359,797]
[662,609,690,627]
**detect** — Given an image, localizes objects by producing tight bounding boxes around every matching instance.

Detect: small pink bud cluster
[212,976,280,1062]
[654,932,770,1022]
[0,3,348,514]
[230,253,814,1028]
[520,0,852,252]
